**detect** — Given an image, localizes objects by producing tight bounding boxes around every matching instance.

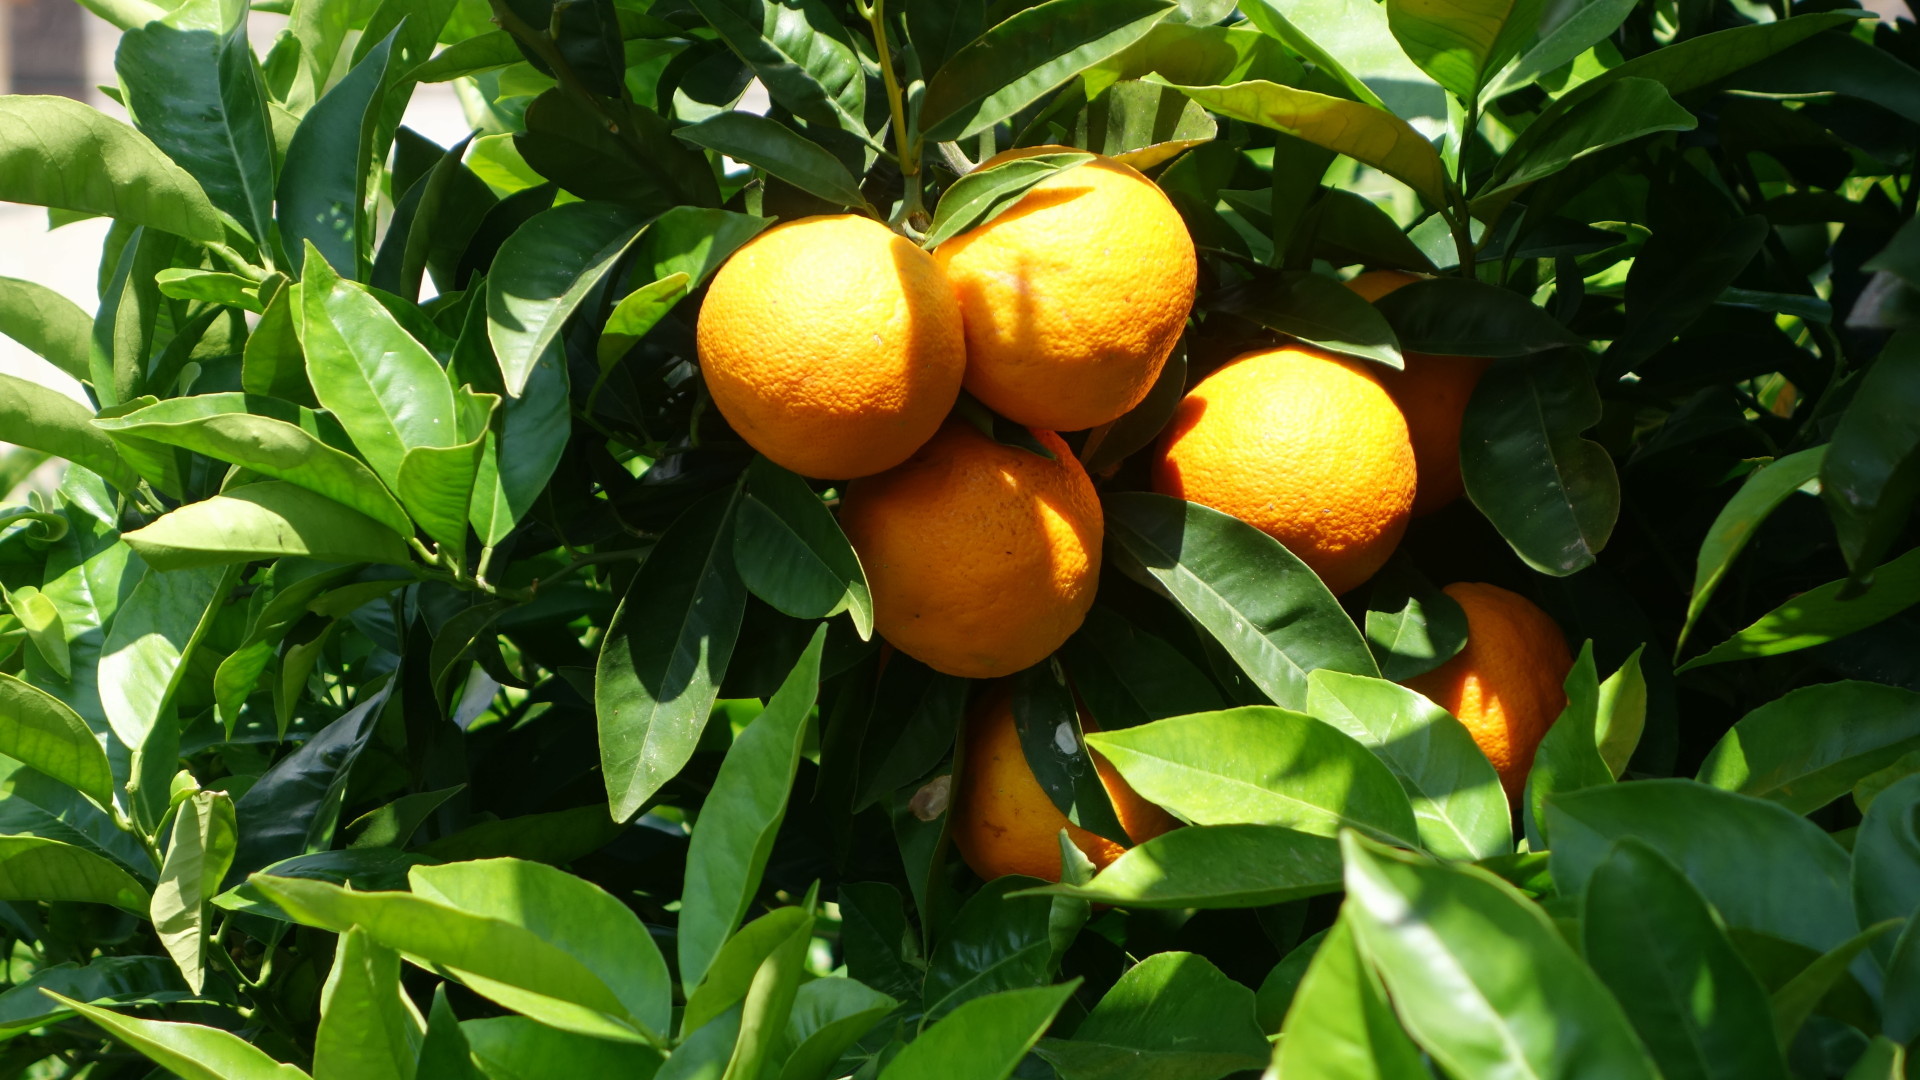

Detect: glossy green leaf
[1854,773,1920,934]
[1089,707,1418,845]
[1271,918,1427,1079]
[1525,642,1609,848]
[1104,493,1377,710]
[921,877,1054,1025]
[1035,951,1268,1080]
[278,30,402,278]
[1697,682,1920,815]
[449,291,568,549]
[1009,662,1128,844]
[95,393,414,537]
[1821,331,1920,577]
[597,489,747,821]
[920,0,1175,142]
[488,201,644,396]
[923,152,1094,250]
[47,993,309,1079]
[461,1016,664,1080]
[396,388,497,564]
[1341,833,1661,1080]
[1582,838,1790,1080]
[123,483,411,570]
[679,627,825,991]
[1384,0,1544,100]
[596,273,691,369]
[1595,646,1646,778]
[1363,559,1467,680]
[1306,671,1510,860]
[1027,823,1343,908]
[1481,0,1638,100]
[0,673,113,808]
[1461,352,1619,576]
[0,374,141,493]
[0,836,152,913]
[1070,79,1219,170]
[677,112,867,209]
[1679,446,1825,651]
[242,283,314,406]
[1547,780,1857,956]
[1218,272,1404,369]
[152,791,237,995]
[99,563,234,752]
[0,276,92,382]
[775,978,898,1080]
[1884,920,1920,1045]
[1155,78,1448,209]
[0,97,223,242]
[213,850,432,920]
[154,269,269,312]
[688,0,866,135]
[683,906,812,1036]
[117,0,278,252]
[733,458,871,634]
[418,985,482,1080]
[229,676,397,878]
[878,982,1078,1080]
[251,870,657,1044]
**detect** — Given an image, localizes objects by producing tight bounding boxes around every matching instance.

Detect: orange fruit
[952,682,1179,882]
[1346,270,1494,515]
[839,420,1101,679]
[933,148,1196,432]
[1402,582,1572,800]
[696,214,965,479]
[1151,345,1415,596]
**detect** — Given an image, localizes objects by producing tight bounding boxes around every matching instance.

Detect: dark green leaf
[278,30,403,278]
[689,0,866,134]
[1385,0,1545,100]
[1482,0,1637,100]
[776,978,899,1080]
[1013,662,1129,845]
[1772,920,1904,1050]
[1822,331,1920,577]
[678,112,868,209]
[733,457,872,634]
[487,200,644,396]
[1678,445,1825,652]
[462,1015,663,1079]
[1525,642,1609,848]
[1478,77,1695,209]
[1606,215,1769,373]
[1854,774,1920,935]
[922,877,1054,1025]
[1371,277,1581,356]
[1697,682,1920,815]
[91,227,176,411]
[1363,558,1467,680]
[1078,338,1190,475]
[1059,606,1223,731]
[1218,272,1404,369]
[0,957,186,1039]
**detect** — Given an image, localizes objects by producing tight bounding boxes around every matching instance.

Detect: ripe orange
[839,420,1102,679]
[1346,270,1493,515]
[933,148,1196,432]
[1402,582,1573,800]
[1151,345,1415,596]
[696,214,965,479]
[952,682,1179,882]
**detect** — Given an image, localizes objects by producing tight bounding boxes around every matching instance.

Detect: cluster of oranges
[696,150,1572,883]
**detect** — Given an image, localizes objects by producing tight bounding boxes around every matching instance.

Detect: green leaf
[488,200,644,396]
[1070,80,1219,171]
[1009,663,1129,845]
[0,836,152,913]
[1058,605,1223,731]
[922,152,1094,251]
[1697,682,1920,816]
[726,906,815,1080]
[921,876,1053,1026]
[0,673,113,807]
[1606,215,1769,373]
[409,858,671,1042]
[419,985,483,1080]
[1524,642,1609,848]
[1305,671,1510,860]
[278,30,403,278]
[1481,0,1637,100]
[1854,773,1920,934]
[775,978,899,1080]
[1679,446,1826,651]
[683,906,812,1036]
[1035,952,1269,1080]
[122,482,411,571]
[1844,1038,1908,1080]
[733,458,872,635]
[1078,339,1191,476]
[877,983,1078,1080]
[1026,823,1343,908]
[243,283,315,406]
[1460,352,1619,576]
[1595,645,1646,778]
[1236,0,1400,111]
[1089,707,1418,846]
[301,245,458,491]
[91,227,178,410]
[252,869,657,1044]
[0,276,92,382]
[1271,918,1427,1079]
[1362,559,1468,680]
[0,97,224,243]
[679,627,826,991]
[1385,0,1544,100]
[1478,78,1695,206]
[1582,839,1790,1080]
[0,957,188,1040]
[229,676,397,878]
[46,993,309,1079]
[1371,277,1582,356]
[461,1016,664,1079]
[1772,920,1904,1050]
[596,272,690,370]
[152,792,237,995]
[1216,272,1405,369]
[1546,780,1857,957]
[0,374,141,493]
[1341,832,1661,1080]
[677,112,868,209]
[689,0,867,136]
[100,563,235,752]
[1822,331,1920,577]
[597,489,747,821]
[396,388,497,565]
[94,393,414,537]
[920,0,1176,142]
[449,291,569,549]
[154,269,271,312]
[117,0,279,252]
[1103,493,1378,710]
[1154,78,1448,209]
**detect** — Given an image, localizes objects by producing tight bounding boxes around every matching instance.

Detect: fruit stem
[858,0,930,234]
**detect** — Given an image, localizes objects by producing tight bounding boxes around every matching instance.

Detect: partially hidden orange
[1152,344,1416,596]
[1402,582,1573,800]
[839,420,1101,679]
[1346,269,1493,514]
[934,148,1196,432]
[696,214,965,479]
[952,682,1179,882]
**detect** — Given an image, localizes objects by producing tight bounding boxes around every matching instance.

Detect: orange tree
[0,0,1916,1075]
